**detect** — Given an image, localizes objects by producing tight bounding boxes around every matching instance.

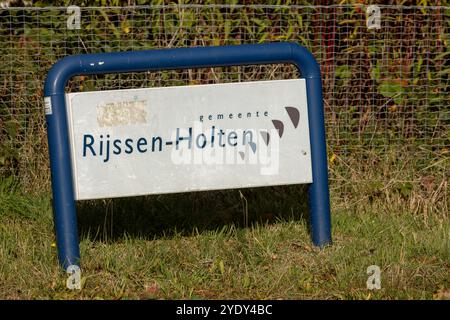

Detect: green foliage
[378,80,405,105]
[0,4,448,187]
[0,120,20,174]
[0,176,50,219]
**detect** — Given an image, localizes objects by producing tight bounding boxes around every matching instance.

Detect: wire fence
[0,4,449,186]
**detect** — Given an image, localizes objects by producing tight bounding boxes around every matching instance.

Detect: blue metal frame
[44,42,332,270]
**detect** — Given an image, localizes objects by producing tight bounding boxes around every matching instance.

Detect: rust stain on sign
[97,100,148,127]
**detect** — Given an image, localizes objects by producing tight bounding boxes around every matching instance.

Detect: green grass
[0,150,448,300]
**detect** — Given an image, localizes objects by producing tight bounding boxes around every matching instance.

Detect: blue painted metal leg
[289,43,332,247]
[45,94,80,270]
[305,77,332,247]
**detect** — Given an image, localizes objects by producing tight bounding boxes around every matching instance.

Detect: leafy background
[0,0,448,192]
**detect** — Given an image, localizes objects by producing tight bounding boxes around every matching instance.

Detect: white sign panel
[66,79,312,200]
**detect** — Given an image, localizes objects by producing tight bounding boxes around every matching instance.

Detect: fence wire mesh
[0,4,449,186]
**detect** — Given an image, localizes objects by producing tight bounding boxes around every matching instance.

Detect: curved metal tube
[44,42,331,270]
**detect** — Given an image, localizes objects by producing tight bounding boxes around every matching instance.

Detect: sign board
[44,43,332,270]
[66,79,312,200]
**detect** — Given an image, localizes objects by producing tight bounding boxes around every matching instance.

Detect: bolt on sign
[44,43,332,271]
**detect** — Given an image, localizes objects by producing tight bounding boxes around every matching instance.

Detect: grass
[0,149,448,300]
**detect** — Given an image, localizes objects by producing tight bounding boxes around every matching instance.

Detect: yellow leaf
[219,260,225,275]
[388,105,397,113]
[121,21,131,34]
[329,153,337,165]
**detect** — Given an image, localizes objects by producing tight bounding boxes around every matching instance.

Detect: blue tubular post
[289,46,332,247]
[44,42,331,269]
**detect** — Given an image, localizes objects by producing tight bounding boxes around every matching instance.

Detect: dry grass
[0,147,448,300]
